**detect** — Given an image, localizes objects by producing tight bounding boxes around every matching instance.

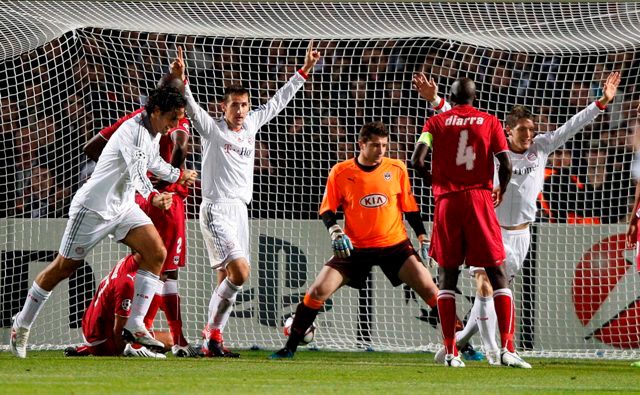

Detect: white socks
[207,277,241,330]
[476,295,499,352]
[15,282,51,329]
[455,294,499,353]
[127,269,163,329]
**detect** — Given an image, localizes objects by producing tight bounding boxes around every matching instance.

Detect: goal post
[1,1,639,359]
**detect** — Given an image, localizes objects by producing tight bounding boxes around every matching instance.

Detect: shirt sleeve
[99,109,143,140]
[113,277,134,318]
[183,83,216,140]
[246,71,307,134]
[168,117,191,137]
[319,166,342,215]
[534,102,603,154]
[398,163,419,212]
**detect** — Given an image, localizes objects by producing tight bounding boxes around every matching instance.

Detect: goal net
[1,1,639,359]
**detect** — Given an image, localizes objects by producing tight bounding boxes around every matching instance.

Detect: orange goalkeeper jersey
[319,157,419,248]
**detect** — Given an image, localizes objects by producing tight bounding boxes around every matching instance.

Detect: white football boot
[434,346,447,364]
[124,343,166,359]
[444,354,465,368]
[500,348,532,369]
[486,348,502,366]
[172,344,201,358]
[122,325,164,350]
[10,316,30,359]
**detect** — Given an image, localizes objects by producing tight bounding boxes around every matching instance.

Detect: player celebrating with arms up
[10,87,197,358]
[412,77,530,368]
[415,70,620,365]
[270,122,438,359]
[170,43,320,357]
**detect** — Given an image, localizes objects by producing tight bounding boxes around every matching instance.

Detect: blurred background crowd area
[1,29,639,223]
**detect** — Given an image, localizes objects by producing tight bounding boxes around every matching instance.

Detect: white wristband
[328,224,342,235]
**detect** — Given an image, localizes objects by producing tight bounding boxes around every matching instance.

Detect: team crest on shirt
[121,299,132,312]
[526,152,537,161]
[384,172,391,181]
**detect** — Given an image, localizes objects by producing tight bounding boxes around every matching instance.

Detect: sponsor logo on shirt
[359,194,388,208]
[513,163,539,175]
[223,144,253,158]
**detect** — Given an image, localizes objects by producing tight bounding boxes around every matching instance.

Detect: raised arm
[411,132,432,186]
[250,41,321,129]
[536,71,620,153]
[171,47,216,139]
[413,73,451,113]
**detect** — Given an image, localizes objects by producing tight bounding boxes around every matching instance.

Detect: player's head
[157,73,185,94]
[145,86,186,135]
[358,121,388,165]
[222,84,251,131]
[450,77,476,105]
[505,105,535,153]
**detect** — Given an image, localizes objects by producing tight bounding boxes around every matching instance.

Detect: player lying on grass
[10,86,197,358]
[83,74,199,358]
[414,70,619,366]
[412,77,530,368]
[170,43,320,357]
[64,255,169,358]
[270,122,441,359]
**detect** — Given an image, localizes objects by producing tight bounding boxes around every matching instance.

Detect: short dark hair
[223,84,250,103]
[506,105,534,128]
[145,86,186,114]
[157,73,185,93]
[359,121,388,142]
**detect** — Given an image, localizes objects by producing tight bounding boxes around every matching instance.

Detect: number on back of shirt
[456,129,476,170]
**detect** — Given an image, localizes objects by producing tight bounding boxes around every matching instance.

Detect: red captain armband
[594,100,607,111]
[297,68,309,79]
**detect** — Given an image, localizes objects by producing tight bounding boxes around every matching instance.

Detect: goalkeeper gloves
[419,237,434,268]
[328,224,353,258]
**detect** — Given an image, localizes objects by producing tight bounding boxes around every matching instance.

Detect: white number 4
[456,129,476,170]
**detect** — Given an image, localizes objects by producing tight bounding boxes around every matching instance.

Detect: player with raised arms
[83,74,198,358]
[269,121,438,359]
[64,254,168,358]
[10,86,198,358]
[412,77,531,368]
[170,43,320,357]
[415,70,619,366]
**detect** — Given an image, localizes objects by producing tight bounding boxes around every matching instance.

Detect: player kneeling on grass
[270,122,440,359]
[64,255,167,358]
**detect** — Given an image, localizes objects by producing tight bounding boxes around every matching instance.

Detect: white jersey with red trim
[431,99,604,226]
[184,72,306,204]
[73,113,181,219]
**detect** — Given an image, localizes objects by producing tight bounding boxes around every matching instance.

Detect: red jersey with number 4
[421,104,508,199]
[82,255,137,345]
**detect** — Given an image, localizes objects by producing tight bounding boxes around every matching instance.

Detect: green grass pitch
[1,350,638,394]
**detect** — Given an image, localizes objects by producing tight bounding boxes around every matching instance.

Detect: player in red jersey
[412,78,530,368]
[64,255,168,358]
[83,75,198,357]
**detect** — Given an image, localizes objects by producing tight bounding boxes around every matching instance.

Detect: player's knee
[48,256,83,280]
[145,245,167,268]
[476,274,494,297]
[306,285,330,302]
[226,259,250,285]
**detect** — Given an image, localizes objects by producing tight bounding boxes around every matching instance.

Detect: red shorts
[136,192,186,272]
[430,189,505,269]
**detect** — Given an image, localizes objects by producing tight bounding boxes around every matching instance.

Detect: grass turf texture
[1,350,638,394]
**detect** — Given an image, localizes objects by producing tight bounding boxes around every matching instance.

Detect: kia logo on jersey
[360,194,388,208]
[572,234,640,349]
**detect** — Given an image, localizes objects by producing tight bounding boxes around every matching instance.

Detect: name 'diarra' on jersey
[360,194,388,208]
[444,115,485,126]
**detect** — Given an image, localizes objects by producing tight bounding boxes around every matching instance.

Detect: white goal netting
[1,1,639,359]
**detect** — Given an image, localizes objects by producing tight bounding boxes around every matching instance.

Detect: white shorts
[59,203,152,260]
[199,199,250,270]
[469,227,530,281]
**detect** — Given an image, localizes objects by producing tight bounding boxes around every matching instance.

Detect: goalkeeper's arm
[321,210,353,258]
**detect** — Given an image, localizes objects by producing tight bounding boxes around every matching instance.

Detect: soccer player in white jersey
[10,87,198,358]
[627,102,640,369]
[170,43,320,357]
[414,70,620,366]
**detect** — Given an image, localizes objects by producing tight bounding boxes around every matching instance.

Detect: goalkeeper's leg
[270,266,345,359]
